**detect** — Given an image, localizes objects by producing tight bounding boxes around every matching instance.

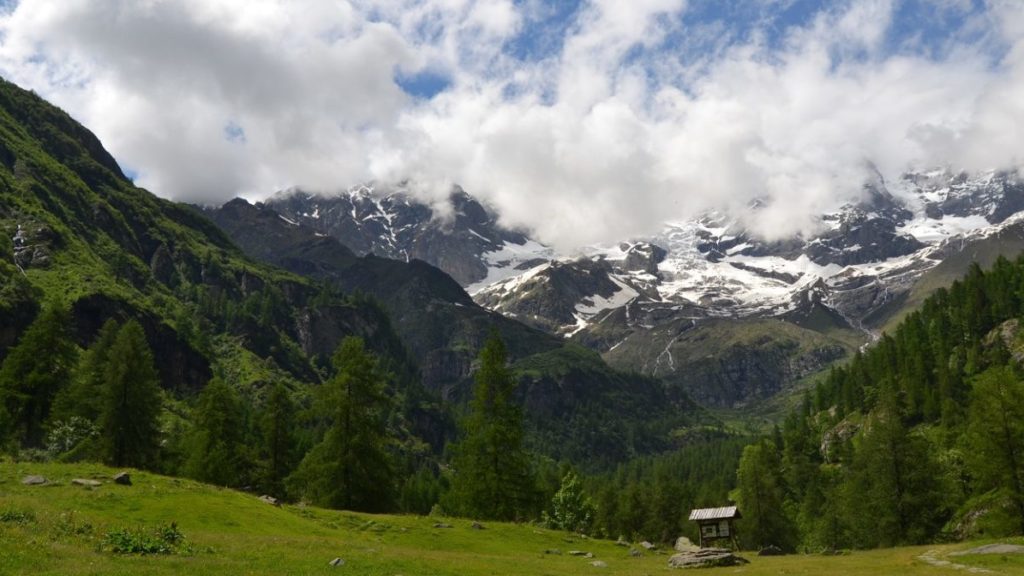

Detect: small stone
[71,478,102,487]
[758,545,784,556]
[568,550,590,556]
[591,560,608,568]
[630,548,642,557]
[112,472,131,486]
[21,475,47,485]
[615,538,629,547]
[258,495,281,506]
[640,541,656,550]
[544,549,562,555]
[470,521,485,530]
[329,557,346,567]
[432,522,453,529]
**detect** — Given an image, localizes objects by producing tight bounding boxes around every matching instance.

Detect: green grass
[3,463,1024,575]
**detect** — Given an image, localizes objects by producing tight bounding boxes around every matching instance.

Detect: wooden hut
[688,506,741,549]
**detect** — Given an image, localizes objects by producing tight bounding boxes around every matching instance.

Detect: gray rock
[71,478,102,487]
[329,557,346,567]
[615,537,629,547]
[544,549,562,555]
[470,521,485,530]
[630,548,642,557]
[258,495,281,506]
[758,545,784,556]
[674,536,699,552]
[640,541,656,550]
[668,548,749,569]
[568,550,591,557]
[21,475,47,485]
[112,472,131,485]
[432,522,453,529]
[590,560,608,568]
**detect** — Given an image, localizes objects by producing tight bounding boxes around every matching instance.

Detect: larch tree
[184,376,249,486]
[99,320,162,469]
[288,337,395,512]
[258,381,297,498]
[966,365,1024,534]
[0,302,77,447]
[448,332,536,521]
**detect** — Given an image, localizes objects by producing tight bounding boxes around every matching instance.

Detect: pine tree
[51,318,119,424]
[99,320,162,469]
[287,337,395,512]
[447,333,536,521]
[966,366,1024,534]
[0,302,77,447]
[846,390,947,547]
[737,439,794,550]
[258,382,297,498]
[184,377,249,486]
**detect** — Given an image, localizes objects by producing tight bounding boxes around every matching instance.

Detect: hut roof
[688,506,740,521]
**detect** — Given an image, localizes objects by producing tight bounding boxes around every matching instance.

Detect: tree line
[736,255,1024,551]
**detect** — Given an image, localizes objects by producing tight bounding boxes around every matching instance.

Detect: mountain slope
[0,77,438,452]
[204,198,711,464]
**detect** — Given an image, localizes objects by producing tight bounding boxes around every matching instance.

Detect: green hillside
[2,462,1021,576]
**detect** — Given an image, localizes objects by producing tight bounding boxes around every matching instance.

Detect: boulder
[21,475,47,486]
[758,545,784,556]
[630,548,642,557]
[615,537,629,547]
[640,541,656,550]
[112,471,132,485]
[668,548,749,569]
[329,557,346,567]
[470,521,485,530]
[432,522,453,529]
[591,560,608,568]
[258,495,281,506]
[71,478,102,487]
[568,550,592,557]
[674,536,700,553]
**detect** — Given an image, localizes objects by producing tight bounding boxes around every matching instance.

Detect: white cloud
[0,0,1021,248]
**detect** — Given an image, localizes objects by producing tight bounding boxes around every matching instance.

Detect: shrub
[100,522,187,555]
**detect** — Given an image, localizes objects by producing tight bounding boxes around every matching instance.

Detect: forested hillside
[736,255,1024,551]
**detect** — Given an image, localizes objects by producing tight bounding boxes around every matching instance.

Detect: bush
[100,522,187,555]
[0,509,35,525]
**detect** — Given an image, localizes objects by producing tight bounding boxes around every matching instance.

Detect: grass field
[2,462,1024,575]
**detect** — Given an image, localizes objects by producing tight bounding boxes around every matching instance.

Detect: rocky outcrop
[668,548,748,569]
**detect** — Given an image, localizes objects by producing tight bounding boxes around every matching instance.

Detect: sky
[0,0,1021,248]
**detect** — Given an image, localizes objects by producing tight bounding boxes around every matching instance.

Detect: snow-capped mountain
[476,169,1024,340]
[265,184,552,287]
[264,169,1024,408]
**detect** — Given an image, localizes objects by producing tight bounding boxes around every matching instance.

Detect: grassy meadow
[1,462,1023,575]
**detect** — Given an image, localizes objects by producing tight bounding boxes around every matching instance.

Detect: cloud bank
[0,0,1021,247]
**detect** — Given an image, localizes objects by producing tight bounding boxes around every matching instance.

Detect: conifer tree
[0,302,77,446]
[737,439,794,550]
[966,366,1024,534]
[846,390,947,547]
[448,332,536,520]
[184,377,249,486]
[99,320,162,469]
[288,337,394,511]
[51,318,119,424]
[258,382,297,498]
